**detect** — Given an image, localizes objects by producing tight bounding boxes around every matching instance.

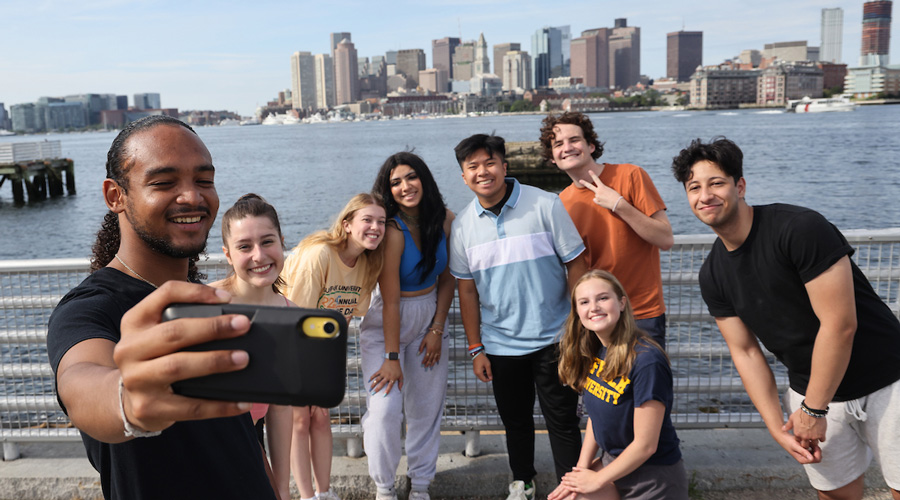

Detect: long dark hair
[90,115,205,281]
[220,193,287,293]
[372,152,447,282]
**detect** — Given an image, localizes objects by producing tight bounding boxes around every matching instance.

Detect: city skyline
[2,0,895,116]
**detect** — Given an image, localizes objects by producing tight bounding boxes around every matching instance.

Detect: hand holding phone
[163,304,348,408]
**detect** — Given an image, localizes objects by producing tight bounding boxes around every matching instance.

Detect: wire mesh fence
[2,231,898,445]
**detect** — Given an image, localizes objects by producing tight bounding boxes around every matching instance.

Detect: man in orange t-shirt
[540,112,674,347]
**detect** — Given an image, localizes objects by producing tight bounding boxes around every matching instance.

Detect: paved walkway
[0,429,892,499]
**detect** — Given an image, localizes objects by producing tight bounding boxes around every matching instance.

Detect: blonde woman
[281,193,387,500]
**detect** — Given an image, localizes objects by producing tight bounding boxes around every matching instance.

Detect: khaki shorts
[785,378,900,491]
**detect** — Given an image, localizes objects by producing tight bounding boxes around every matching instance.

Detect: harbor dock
[0,141,75,205]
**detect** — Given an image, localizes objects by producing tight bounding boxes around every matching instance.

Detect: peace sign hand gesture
[579,170,624,212]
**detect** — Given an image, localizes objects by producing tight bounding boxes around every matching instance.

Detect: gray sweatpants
[359,288,449,492]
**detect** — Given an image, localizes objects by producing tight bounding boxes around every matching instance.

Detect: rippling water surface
[1,106,898,260]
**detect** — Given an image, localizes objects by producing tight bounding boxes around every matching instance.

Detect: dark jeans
[488,344,582,483]
[635,314,666,350]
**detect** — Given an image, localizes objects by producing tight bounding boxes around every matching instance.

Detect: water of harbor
[1,105,899,260]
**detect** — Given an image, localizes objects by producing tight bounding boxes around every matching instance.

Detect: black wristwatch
[383,352,399,361]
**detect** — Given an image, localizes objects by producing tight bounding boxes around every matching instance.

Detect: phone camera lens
[324,322,336,334]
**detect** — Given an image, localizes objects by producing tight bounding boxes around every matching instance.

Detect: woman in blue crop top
[360,152,455,500]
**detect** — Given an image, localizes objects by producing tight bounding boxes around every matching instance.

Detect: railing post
[464,430,481,457]
[346,436,363,458]
[3,442,20,461]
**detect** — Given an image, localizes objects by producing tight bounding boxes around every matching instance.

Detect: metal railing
[2,231,899,458]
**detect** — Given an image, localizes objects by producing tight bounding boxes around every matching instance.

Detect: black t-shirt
[699,204,900,401]
[47,267,276,500]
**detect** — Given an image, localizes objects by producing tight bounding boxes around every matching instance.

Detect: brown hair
[539,111,605,165]
[219,193,286,294]
[558,270,666,391]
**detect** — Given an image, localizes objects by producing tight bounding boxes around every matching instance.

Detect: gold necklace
[399,211,419,227]
[114,254,159,289]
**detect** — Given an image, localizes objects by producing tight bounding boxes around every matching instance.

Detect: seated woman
[550,270,687,500]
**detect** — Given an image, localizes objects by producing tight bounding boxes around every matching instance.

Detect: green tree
[510,100,537,112]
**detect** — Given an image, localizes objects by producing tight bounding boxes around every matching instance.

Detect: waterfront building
[756,61,824,106]
[667,31,703,82]
[418,68,448,94]
[821,8,844,63]
[314,54,336,109]
[453,41,476,82]
[818,62,848,91]
[0,103,8,130]
[133,93,161,110]
[609,19,641,89]
[291,51,317,111]
[493,43,520,81]
[433,37,461,82]
[571,28,610,89]
[10,103,37,133]
[397,48,427,86]
[844,64,900,97]
[470,73,502,97]
[100,108,179,129]
[690,64,759,108]
[501,50,533,92]
[739,49,762,67]
[360,57,387,99]
[532,26,570,88]
[334,39,359,105]
[763,41,819,63]
[474,33,491,76]
[861,1,892,66]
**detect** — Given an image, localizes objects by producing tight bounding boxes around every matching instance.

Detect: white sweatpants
[359,288,449,492]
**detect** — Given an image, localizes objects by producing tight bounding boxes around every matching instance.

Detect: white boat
[261,114,286,125]
[787,95,857,113]
[239,117,260,126]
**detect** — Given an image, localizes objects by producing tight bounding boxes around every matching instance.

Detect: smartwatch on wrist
[384,352,399,361]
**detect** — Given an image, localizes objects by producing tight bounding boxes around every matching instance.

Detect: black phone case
[162,304,347,408]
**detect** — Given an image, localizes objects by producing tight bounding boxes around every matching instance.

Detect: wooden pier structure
[505,141,570,192]
[0,141,75,205]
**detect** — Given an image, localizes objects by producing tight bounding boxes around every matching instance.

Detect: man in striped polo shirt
[450,133,587,500]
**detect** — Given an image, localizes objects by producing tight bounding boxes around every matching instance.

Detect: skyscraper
[609,19,641,89]
[133,93,161,110]
[291,51,317,110]
[453,41,476,81]
[667,31,703,82]
[314,54,335,109]
[821,8,844,63]
[501,50,532,91]
[493,43,520,79]
[433,37,461,80]
[330,32,351,59]
[397,49,427,86]
[334,39,359,105]
[571,28,610,88]
[532,26,564,88]
[474,33,491,76]
[861,1,892,66]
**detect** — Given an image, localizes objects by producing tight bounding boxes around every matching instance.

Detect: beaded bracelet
[800,399,829,418]
[471,350,485,360]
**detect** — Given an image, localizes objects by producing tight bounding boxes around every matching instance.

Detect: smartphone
[162,303,347,408]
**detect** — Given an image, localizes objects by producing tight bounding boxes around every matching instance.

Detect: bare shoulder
[444,209,456,233]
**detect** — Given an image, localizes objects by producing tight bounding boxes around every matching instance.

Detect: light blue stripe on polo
[466,232,555,273]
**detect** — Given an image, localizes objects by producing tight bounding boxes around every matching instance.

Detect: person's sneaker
[409,491,431,500]
[375,489,398,500]
[506,480,535,500]
[317,491,341,500]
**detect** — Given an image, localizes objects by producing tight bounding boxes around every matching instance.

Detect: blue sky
[1,1,895,116]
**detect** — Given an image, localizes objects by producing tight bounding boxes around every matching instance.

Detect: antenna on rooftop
[458,17,462,40]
